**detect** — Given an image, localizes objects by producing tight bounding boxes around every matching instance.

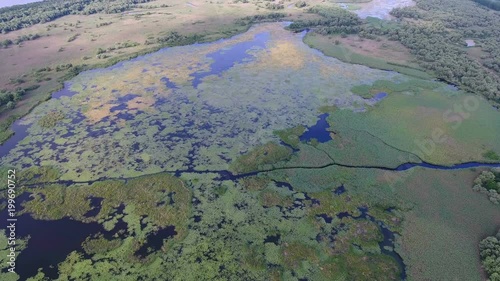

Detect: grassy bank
[304,32,431,79]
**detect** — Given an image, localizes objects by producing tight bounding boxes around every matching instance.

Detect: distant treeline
[293,3,500,106]
[235,13,286,25]
[288,6,361,34]
[390,0,500,106]
[473,0,500,11]
[0,0,154,33]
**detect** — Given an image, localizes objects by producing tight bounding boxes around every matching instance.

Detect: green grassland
[327,80,500,165]
[304,32,431,79]
[393,168,500,281]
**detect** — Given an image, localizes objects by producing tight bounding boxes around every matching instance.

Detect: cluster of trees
[0,88,27,109]
[1,33,40,48]
[295,1,308,8]
[96,41,140,55]
[288,7,361,34]
[389,0,500,105]
[473,169,500,204]
[265,3,284,10]
[480,230,500,280]
[235,12,286,26]
[55,63,73,72]
[473,0,500,11]
[0,0,154,33]
[153,32,204,47]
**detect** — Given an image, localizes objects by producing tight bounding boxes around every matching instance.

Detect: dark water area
[84,197,103,218]
[191,32,270,88]
[317,213,333,223]
[264,234,281,245]
[337,211,350,219]
[161,76,178,89]
[1,213,102,280]
[274,181,294,191]
[28,160,500,190]
[299,113,332,143]
[50,86,79,99]
[372,92,387,101]
[0,26,239,161]
[135,225,177,258]
[0,122,30,159]
[395,161,500,171]
[334,184,346,195]
[363,92,388,103]
[0,195,127,280]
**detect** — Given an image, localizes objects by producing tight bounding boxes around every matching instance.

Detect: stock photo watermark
[6,169,17,273]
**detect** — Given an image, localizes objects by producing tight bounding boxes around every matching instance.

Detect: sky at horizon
[0,0,42,8]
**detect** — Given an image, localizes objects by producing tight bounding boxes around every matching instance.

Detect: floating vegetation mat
[0,23,402,181]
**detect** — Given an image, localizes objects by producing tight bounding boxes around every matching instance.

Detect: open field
[304,32,430,79]
[326,79,500,165]
[393,168,500,280]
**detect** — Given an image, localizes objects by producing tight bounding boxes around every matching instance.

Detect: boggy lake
[0,22,404,181]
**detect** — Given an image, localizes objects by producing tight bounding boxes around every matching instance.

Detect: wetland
[0,2,500,280]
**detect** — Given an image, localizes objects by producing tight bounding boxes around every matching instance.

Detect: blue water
[161,76,178,89]
[396,161,500,171]
[190,32,270,88]
[372,92,387,101]
[299,113,332,143]
[135,226,177,258]
[0,0,42,8]
[0,195,127,280]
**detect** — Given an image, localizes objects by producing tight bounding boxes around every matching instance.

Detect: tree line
[288,6,361,34]
[0,0,154,33]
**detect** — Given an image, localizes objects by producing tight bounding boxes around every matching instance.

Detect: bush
[295,1,307,8]
[472,169,500,204]
[480,230,500,280]
[6,101,15,109]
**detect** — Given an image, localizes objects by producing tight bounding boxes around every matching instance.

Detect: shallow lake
[0,23,401,181]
